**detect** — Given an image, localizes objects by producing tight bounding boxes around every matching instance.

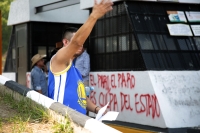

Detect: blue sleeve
[31,70,42,91]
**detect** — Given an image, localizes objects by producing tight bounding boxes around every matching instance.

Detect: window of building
[89,1,200,71]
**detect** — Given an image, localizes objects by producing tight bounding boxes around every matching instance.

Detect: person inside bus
[47,0,113,115]
[31,54,48,96]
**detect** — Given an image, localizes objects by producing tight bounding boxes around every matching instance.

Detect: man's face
[37,59,45,67]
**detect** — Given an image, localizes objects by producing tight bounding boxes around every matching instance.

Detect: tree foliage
[0,0,13,54]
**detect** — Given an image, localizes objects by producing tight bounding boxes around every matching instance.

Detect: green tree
[0,0,13,54]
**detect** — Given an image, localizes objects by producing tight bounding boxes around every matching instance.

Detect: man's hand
[91,0,113,19]
[95,106,108,116]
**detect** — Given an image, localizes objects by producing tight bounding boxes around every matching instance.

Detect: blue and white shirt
[48,61,87,115]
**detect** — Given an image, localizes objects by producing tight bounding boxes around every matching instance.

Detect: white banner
[167,24,193,36]
[186,12,200,23]
[191,25,200,36]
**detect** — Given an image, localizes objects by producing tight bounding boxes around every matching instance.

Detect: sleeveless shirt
[48,61,87,114]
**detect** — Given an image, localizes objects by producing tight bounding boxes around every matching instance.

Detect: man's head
[31,54,46,68]
[62,27,83,55]
[62,27,78,46]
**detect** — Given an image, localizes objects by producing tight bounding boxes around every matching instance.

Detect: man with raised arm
[48,0,113,115]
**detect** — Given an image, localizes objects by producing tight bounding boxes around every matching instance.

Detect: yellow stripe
[107,124,156,133]
[50,61,72,76]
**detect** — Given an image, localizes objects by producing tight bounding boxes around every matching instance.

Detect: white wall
[80,0,200,9]
[29,1,89,24]
[88,71,200,128]
[2,73,16,81]
[8,0,89,26]
[8,0,30,26]
[89,71,166,128]
[149,71,200,128]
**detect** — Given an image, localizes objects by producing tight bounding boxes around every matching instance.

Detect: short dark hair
[62,27,78,40]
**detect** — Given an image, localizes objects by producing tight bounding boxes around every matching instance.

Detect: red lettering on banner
[90,91,96,105]
[109,93,118,111]
[99,92,105,107]
[111,74,117,88]
[120,92,133,111]
[95,91,119,111]
[122,73,126,87]
[98,74,110,91]
[91,73,135,89]
[90,74,96,86]
[135,93,160,119]
[90,73,161,120]
[118,73,135,89]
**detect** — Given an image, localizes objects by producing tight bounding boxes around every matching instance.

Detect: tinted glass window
[90,2,200,71]
[131,15,147,31]
[156,35,167,50]
[119,35,129,51]
[138,34,154,50]
[177,38,188,50]
[163,35,177,50]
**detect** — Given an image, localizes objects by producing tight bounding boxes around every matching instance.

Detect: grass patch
[53,116,73,133]
[0,91,74,133]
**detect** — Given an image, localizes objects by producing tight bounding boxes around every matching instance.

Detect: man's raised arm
[51,0,113,73]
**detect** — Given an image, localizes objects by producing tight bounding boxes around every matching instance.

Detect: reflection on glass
[131,15,146,31]
[106,19,110,35]
[156,35,167,50]
[12,49,16,59]
[138,34,153,50]
[38,46,46,55]
[186,38,195,50]
[106,36,117,52]
[119,35,129,51]
[150,35,158,50]
[121,16,128,32]
[97,38,105,53]
[157,16,168,32]
[157,53,166,69]
[163,35,176,50]
[48,47,55,54]
[94,39,98,53]
[182,53,194,69]
[132,35,138,50]
[177,39,188,50]
[97,20,104,36]
[143,53,156,69]
[113,37,117,52]
[106,37,112,52]
[112,6,117,16]
[169,53,182,69]
[193,37,200,50]
[118,4,126,14]
[111,17,117,34]
[145,16,157,32]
